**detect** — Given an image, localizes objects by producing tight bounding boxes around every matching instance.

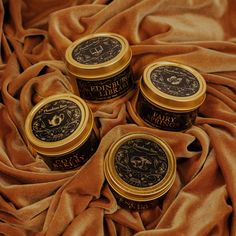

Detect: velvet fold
[0,0,236,235]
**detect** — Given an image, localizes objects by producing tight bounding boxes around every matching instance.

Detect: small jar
[65,32,134,102]
[104,133,176,211]
[24,93,99,171]
[135,61,207,131]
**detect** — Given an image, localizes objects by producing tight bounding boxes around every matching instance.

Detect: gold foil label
[112,190,159,211]
[72,36,122,64]
[150,65,200,97]
[150,113,177,128]
[77,66,133,101]
[32,99,82,142]
[136,92,198,131]
[114,137,168,187]
[42,130,99,171]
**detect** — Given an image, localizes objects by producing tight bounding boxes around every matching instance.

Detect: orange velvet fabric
[1,0,236,235]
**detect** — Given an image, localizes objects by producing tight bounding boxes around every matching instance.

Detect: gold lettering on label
[112,87,119,94]
[105,84,112,90]
[121,197,150,210]
[90,76,130,97]
[52,153,85,170]
[112,81,118,88]
[150,112,177,128]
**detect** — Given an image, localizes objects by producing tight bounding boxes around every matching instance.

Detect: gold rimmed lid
[104,133,176,202]
[140,61,207,111]
[24,93,93,156]
[65,32,132,79]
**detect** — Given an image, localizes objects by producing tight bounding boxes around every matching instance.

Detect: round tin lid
[140,61,207,111]
[24,93,93,156]
[65,32,132,79]
[104,133,176,202]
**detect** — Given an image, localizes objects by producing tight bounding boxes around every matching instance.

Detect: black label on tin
[150,66,200,97]
[77,66,133,101]
[42,130,99,171]
[72,36,122,65]
[111,188,160,211]
[32,99,82,142]
[114,138,168,188]
[136,92,198,131]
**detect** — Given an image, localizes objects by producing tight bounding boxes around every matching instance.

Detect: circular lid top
[65,32,132,79]
[104,133,176,202]
[140,61,207,111]
[24,93,93,156]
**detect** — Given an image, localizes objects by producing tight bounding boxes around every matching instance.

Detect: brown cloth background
[0,0,236,235]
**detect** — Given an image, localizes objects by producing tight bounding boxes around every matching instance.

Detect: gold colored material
[104,133,176,205]
[64,32,134,102]
[140,61,206,111]
[24,93,94,157]
[135,61,207,131]
[65,32,132,79]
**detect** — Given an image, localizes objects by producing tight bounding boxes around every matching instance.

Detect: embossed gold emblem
[104,133,176,210]
[65,32,134,102]
[24,93,99,171]
[135,61,207,131]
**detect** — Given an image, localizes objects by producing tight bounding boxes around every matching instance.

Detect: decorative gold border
[24,93,93,156]
[104,133,176,202]
[141,61,207,111]
[65,32,132,79]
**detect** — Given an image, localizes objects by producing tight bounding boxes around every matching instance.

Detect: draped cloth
[0,0,236,235]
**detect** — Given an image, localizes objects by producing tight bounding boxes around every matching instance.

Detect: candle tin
[104,133,176,211]
[24,93,99,171]
[135,61,207,131]
[65,32,134,102]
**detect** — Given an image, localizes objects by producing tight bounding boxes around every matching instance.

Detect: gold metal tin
[65,32,134,102]
[136,61,207,131]
[24,93,99,171]
[104,133,176,211]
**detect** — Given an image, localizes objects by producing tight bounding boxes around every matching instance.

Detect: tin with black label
[24,93,99,171]
[104,133,176,211]
[135,61,207,131]
[65,33,134,102]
